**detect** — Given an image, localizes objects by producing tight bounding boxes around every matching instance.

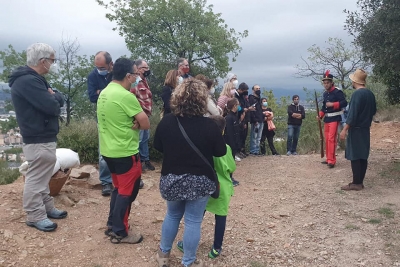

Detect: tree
[345,0,400,104]
[49,38,95,124]
[0,45,27,83]
[97,0,248,80]
[295,37,371,90]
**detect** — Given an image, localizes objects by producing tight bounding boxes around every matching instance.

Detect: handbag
[176,117,220,199]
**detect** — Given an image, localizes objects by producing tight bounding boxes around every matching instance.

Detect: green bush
[149,104,163,161]
[0,161,20,185]
[57,119,99,164]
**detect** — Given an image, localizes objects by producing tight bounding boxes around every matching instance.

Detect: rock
[382,139,395,143]
[284,243,291,248]
[87,198,100,204]
[153,217,164,223]
[86,175,101,189]
[59,195,75,207]
[246,238,255,242]
[4,230,13,239]
[69,169,90,179]
[133,201,140,206]
[39,242,44,248]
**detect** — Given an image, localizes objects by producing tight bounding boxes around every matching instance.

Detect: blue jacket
[321,87,348,123]
[87,68,112,103]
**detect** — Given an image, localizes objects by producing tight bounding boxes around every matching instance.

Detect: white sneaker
[234,156,241,162]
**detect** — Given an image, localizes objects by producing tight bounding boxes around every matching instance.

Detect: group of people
[9,42,377,267]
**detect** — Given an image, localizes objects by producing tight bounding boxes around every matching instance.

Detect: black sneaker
[139,179,144,189]
[101,184,113,196]
[231,178,240,187]
[142,161,155,171]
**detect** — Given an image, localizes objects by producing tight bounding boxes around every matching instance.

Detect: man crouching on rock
[9,43,67,232]
[97,58,150,244]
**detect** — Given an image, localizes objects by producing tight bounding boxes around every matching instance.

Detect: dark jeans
[213,215,227,250]
[260,126,277,155]
[287,124,301,153]
[240,122,248,152]
[351,159,368,184]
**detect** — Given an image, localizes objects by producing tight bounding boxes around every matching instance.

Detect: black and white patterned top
[160,173,216,201]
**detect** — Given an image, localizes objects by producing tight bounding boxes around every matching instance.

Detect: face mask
[230,89,236,96]
[232,80,239,88]
[237,106,242,112]
[210,87,215,94]
[255,90,261,96]
[178,76,184,85]
[131,76,142,88]
[143,69,151,77]
[182,66,190,74]
[263,102,268,107]
[97,69,108,76]
[44,60,58,74]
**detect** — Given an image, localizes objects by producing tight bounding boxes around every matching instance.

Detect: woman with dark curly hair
[154,78,226,267]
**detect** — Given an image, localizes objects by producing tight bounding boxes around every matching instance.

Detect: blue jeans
[97,123,112,185]
[249,123,264,154]
[287,124,301,153]
[139,129,150,162]
[160,195,209,266]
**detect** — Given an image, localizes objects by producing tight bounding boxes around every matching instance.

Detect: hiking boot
[109,231,143,244]
[327,163,335,168]
[139,179,144,189]
[184,259,208,267]
[142,161,155,171]
[177,240,184,252]
[101,184,113,196]
[104,226,112,236]
[156,249,170,267]
[286,151,291,156]
[234,155,241,162]
[47,208,68,219]
[321,161,328,164]
[341,183,364,191]
[292,152,298,155]
[26,218,57,232]
[208,246,222,259]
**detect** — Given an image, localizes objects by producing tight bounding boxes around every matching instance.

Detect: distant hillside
[0,83,11,101]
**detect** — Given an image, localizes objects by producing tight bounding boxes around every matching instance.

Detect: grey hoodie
[9,66,64,144]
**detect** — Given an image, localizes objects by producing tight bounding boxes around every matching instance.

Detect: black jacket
[234,91,250,123]
[248,94,264,124]
[224,111,241,154]
[9,66,64,144]
[161,85,173,115]
[287,103,305,125]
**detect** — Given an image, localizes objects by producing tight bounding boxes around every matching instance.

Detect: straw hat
[349,69,367,85]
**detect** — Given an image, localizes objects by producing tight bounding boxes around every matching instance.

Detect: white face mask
[44,60,58,74]
[210,87,215,94]
[232,80,239,88]
[132,76,142,88]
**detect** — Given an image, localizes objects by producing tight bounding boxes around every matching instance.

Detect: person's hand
[326,102,334,108]
[340,129,347,140]
[132,120,140,130]
[240,113,245,121]
[316,115,321,120]
[48,88,55,95]
[96,90,101,95]
[248,106,256,111]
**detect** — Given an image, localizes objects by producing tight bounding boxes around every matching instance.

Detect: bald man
[87,51,113,196]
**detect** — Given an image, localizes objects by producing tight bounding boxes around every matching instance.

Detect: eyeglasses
[128,72,141,76]
[41,57,57,63]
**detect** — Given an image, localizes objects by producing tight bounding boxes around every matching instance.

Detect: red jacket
[130,79,152,116]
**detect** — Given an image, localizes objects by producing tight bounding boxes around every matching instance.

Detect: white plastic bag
[19,159,61,176]
[56,148,80,171]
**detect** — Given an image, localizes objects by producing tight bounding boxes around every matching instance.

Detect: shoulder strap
[176,117,213,169]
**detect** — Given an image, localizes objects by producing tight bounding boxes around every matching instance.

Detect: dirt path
[1,121,399,267]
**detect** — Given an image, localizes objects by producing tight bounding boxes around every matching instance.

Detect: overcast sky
[0,0,358,95]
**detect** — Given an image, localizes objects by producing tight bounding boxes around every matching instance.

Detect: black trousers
[351,159,368,184]
[260,126,277,155]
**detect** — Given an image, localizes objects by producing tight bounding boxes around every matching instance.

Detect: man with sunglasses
[9,43,66,232]
[87,51,114,196]
[130,59,155,173]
